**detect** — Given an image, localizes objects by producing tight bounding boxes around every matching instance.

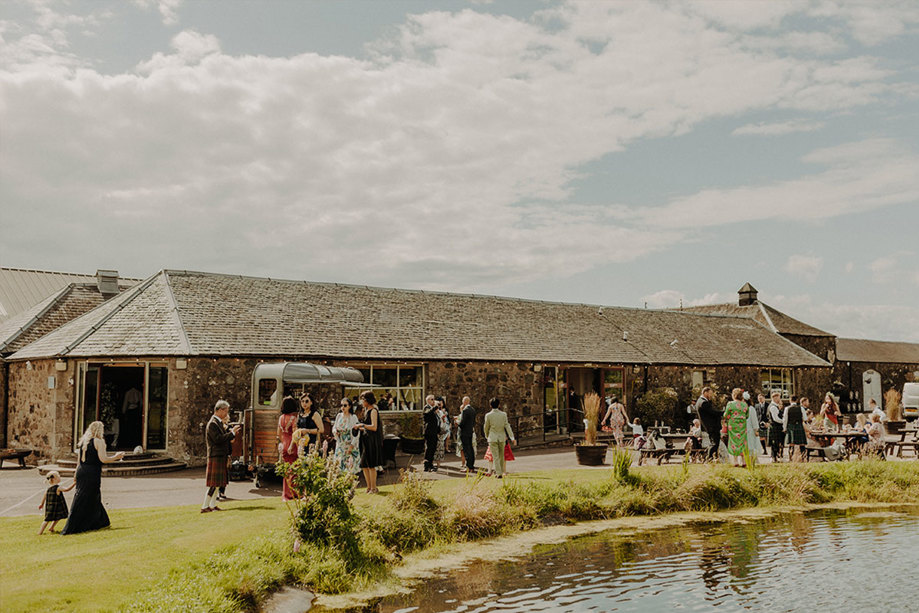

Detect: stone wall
[832,360,919,411]
[6,358,77,462]
[643,364,831,427]
[425,360,543,439]
[781,333,837,364]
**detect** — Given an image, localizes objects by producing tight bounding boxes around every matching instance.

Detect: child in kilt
[38,471,74,534]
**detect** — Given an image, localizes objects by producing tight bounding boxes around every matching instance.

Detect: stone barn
[6,270,829,465]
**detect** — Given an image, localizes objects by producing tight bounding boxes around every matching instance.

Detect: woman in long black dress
[357,390,383,494]
[62,421,124,535]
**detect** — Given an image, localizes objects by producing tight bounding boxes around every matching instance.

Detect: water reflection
[318,507,919,612]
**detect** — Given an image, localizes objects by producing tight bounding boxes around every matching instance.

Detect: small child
[631,418,646,449]
[38,471,74,535]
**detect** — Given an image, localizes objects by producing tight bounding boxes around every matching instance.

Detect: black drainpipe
[1,360,7,448]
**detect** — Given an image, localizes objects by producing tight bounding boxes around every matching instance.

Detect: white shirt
[631,424,643,436]
[768,402,783,423]
[871,406,886,422]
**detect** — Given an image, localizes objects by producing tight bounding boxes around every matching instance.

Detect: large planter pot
[575,444,608,466]
[887,420,906,435]
[400,436,426,455]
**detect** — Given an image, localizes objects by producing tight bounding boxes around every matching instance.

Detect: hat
[742,391,751,401]
[45,470,61,481]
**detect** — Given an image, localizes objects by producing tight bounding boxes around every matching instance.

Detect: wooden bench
[892,439,919,458]
[637,447,677,465]
[0,448,32,468]
[804,444,827,462]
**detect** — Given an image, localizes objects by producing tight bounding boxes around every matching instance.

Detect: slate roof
[0,267,139,323]
[9,270,830,368]
[0,283,130,355]
[836,338,919,364]
[681,302,832,337]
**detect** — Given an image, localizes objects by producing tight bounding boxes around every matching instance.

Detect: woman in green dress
[724,388,749,467]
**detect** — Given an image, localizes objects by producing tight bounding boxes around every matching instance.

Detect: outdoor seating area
[591,419,919,466]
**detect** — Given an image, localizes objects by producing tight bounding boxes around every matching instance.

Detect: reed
[582,392,602,446]
[885,389,902,421]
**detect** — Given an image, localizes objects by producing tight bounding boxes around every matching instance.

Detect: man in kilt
[202,400,240,513]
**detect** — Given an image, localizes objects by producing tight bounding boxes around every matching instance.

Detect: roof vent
[738,282,758,306]
[96,269,120,298]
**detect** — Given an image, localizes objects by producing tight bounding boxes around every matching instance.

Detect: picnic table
[806,432,866,460]
[637,432,706,465]
[885,428,919,458]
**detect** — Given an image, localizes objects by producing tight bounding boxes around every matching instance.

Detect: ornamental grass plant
[581,392,602,446]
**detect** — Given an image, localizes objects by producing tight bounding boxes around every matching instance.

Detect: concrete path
[0,444,863,518]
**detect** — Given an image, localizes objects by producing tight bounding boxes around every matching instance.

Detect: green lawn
[0,471,606,612]
[5,462,918,612]
[0,498,289,612]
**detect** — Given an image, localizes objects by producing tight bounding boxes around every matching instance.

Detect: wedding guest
[696,387,722,460]
[434,397,451,470]
[724,388,749,467]
[332,398,361,474]
[357,390,383,494]
[821,393,840,432]
[601,396,629,447]
[38,471,74,535]
[457,396,477,473]
[783,396,807,462]
[200,401,240,512]
[277,396,299,501]
[767,393,785,462]
[296,393,323,453]
[422,394,439,472]
[62,421,125,533]
[483,398,515,479]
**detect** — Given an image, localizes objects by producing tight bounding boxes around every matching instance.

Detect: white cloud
[845,261,854,274]
[785,254,824,282]
[868,252,918,285]
[732,119,825,136]
[641,290,733,309]
[766,294,919,343]
[637,139,919,230]
[0,1,917,292]
[642,290,686,309]
[134,0,183,26]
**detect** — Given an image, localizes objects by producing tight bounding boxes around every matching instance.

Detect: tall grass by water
[7,460,919,612]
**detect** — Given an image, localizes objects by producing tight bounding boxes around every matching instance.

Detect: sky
[1,0,918,342]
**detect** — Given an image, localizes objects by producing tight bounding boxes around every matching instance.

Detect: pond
[317,506,919,612]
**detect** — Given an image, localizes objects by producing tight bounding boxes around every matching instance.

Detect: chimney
[96,270,120,298]
[738,282,758,306]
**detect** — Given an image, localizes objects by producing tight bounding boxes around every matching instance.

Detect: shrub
[390,469,440,514]
[276,449,362,567]
[635,388,681,426]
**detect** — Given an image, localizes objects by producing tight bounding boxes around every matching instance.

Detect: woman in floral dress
[724,388,749,467]
[434,397,451,469]
[601,397,628,446]
[332,398,361,474]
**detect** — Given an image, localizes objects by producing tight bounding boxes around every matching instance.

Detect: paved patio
[0,445,833,518]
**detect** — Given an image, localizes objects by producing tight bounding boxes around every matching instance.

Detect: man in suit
[202,400,240,513]
[422,394,439,472]
[483,397,515,478]
[695,387,721,461]
[457,396,477,473]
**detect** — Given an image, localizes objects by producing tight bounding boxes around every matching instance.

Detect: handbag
[504,441,515,461]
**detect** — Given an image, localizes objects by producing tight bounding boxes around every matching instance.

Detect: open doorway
[81,365,145,450]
